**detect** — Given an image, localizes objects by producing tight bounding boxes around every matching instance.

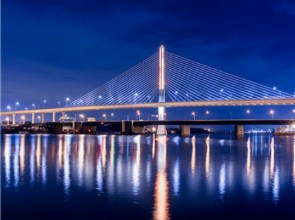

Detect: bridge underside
[2,98,295,116]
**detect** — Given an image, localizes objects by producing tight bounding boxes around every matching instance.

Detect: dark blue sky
[2,0,295,112]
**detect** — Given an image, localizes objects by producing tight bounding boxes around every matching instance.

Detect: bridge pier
[41,113,45,123]
[32,113,35,124]
[12,114,16,125]
[52,112,56,122]
[121,121,145,134]
[157,125,167,136]
[234,125,244,137]
[180,125,190,137]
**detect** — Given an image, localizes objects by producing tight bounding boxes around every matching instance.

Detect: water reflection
[205,136,210,178]
[191,136,196,175]
[153,136,170,220]
[2,133,295,218]
[4,135,11,187]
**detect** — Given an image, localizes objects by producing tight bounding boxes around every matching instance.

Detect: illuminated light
[7,105,11,110]
[78,135,85,186]
[206,110,210,114]
[220,89,224,92]
[98,95,102,99]
[111,113,114,117]
[66,97,70,101]
[159,45,165,90]
[273,86,277,90]
[246,109,251,114]
[174,91,178,95]
[135,93,138,97]
[152,127,157,132]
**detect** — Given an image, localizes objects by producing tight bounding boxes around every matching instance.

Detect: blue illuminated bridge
[1,46,295,135]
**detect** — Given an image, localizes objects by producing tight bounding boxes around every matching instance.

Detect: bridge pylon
[157,45,167,135]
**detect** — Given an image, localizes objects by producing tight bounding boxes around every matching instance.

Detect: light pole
[205,110,209,119]
[43,100,47,108]
[37,115,41,123]
[137,110,141,120]
[32,104,36,109]
[15,101,19,110]
[191,112,196,120]
[102,114,107,121]
[7,105,11,111]
[57,101,61,108]
[269,110,274,120]
[110,113,114,120]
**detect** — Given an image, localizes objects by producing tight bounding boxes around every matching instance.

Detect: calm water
[2,133,295,219]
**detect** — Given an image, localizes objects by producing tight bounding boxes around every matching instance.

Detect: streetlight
[32,104,36,109]
[102,114,107,121]
[43,100,47,108]
[191,112,196,120]
[37,115,41,123]
[25,107,28,110]
[246,109,251,114]
[7,105,11,111]
[292,109,295,119]
[269,110,274,120]
[15,101,19,110]
[66,97,70,106]
[137,110,141,120]
[79,114,85,122]
[110,112,114,120]
[205,110,210,119]
[57,101,61,107]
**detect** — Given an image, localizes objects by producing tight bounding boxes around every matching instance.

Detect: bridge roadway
[1,98,295,117]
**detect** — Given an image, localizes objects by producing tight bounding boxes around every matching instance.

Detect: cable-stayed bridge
[2,46,295,133]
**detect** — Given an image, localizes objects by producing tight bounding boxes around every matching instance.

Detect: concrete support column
[32,113,35,124]
[180,125,190,137]
[12,114,16,125]
[41,113,45,123]
[52,112,56,122]
[235,125,244,137]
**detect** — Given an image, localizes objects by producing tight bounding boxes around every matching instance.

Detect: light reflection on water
[2,134,295,219]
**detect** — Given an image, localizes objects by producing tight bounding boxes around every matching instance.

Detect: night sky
[2,0,295,121]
